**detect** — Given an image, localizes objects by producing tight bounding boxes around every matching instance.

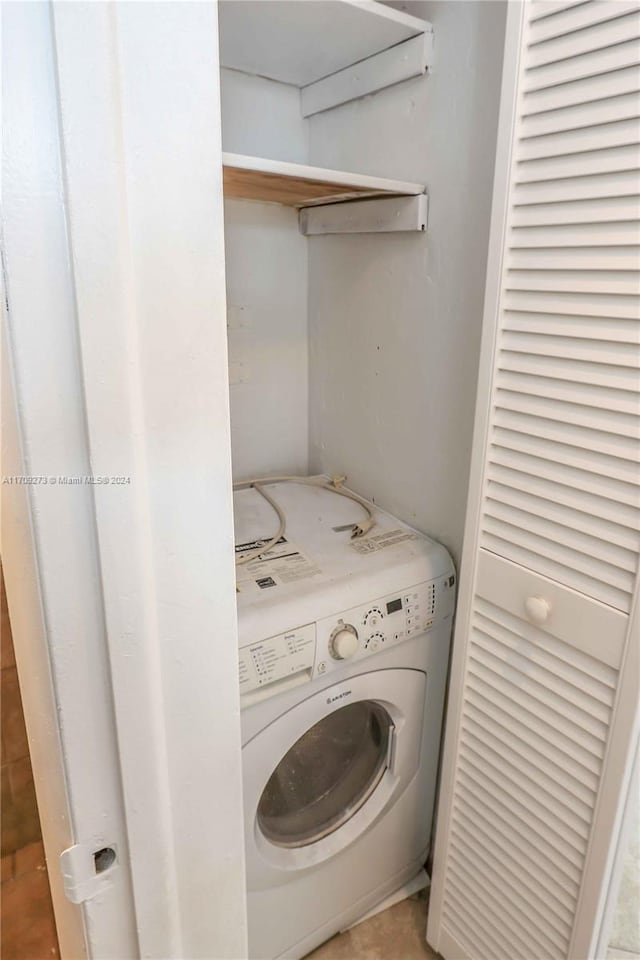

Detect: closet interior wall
[221,68,310,479]
[220,1,507,566]
[307,0,507,565]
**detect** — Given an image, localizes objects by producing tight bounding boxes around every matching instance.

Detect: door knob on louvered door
[524,595,551,625]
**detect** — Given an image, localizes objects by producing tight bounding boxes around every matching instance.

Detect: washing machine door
[243,668,426,887]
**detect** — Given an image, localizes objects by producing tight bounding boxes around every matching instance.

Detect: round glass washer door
[257,700,393,848]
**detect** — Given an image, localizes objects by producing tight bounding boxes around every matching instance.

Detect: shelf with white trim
[222,153,426,213]
[218,0,434,116]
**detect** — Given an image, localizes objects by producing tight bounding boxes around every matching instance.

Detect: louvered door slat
[452,804,580,918]
[450,815,577,928]
[523,37,640,92]
[429,6,640,958]
[512,246,639,274]
[513,169,640,204]
[493,408,639,464]
[511,196,640,227]
[523,67,640,116]
[502,311,639,343]
[486,482,640,550]
[510,247,640,271]
[483,499,636,575]
[503,288,639,319]
[449,828,574,941]
[466,667,606,763]
[459,735,592,841]
[500,350,639,389]
[490,443,639,495]
[497,374,637,416]
[529,2,640,44]
[507,268,638,295]
[454,787,583,887]
[465,693,601,791]
[486,461,639,530]
[511,220,640,245]
[517,143,639,182]
[521,93,640,137]
[494,393,635,439]
[444,883,534,960]
[457,745,592,863]
[519,116,640,159]
[526,11,640,68]
[529,1,588,23]
[464,706,600,808]
[501,330,640,365]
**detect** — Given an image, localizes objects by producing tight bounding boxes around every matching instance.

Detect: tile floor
[0,840,59,960]
[306,891,437,960]
[0,870,431,960]
[2,816,636,960]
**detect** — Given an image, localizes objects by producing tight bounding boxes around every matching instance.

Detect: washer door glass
[257,700,392,848]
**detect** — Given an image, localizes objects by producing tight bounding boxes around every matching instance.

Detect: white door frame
[2,3,248,957]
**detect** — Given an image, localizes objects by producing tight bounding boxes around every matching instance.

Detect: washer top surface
[234,479,452,647]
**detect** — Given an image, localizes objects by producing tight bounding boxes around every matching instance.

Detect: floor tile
[1,568,16,670]
[1,667,29,764]
[1,759,41,857]
[14,840,46,878]
[1,852,14,882]
[305,893,438,960]
[609,796,640,955]
[1,864,59,960]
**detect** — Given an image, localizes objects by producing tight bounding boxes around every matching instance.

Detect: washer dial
[329,623,359,660]
[365,632,385,652]
[363,607,384,628]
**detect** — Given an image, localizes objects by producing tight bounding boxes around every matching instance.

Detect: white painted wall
[220,68,308,163]
[220,70,310,478]
[224,199,309,478]
[307,1,507,565]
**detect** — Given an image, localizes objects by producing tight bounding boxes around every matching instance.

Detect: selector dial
[364,607,384,628]
[329,623,359,660]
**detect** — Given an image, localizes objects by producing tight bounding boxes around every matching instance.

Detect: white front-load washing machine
[234,480,455,960]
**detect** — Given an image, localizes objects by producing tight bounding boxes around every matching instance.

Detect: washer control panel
[239,572,455,703]
[313,572,455,680]
[239,623,315,697]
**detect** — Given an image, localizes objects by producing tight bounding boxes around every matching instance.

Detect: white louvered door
[428,3,640,959]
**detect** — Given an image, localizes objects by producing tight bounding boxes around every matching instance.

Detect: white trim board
[52,3,248,956]
[301,33,433,117]
[218,0,429,87]
[299,194,428,234]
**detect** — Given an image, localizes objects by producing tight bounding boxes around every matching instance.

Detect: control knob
[329,623,359,660]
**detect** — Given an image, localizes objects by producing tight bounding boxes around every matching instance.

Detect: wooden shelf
[222,153,425,209]
[218,0,429,88]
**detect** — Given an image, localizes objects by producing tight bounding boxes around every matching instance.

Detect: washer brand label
[327,689,352,705]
